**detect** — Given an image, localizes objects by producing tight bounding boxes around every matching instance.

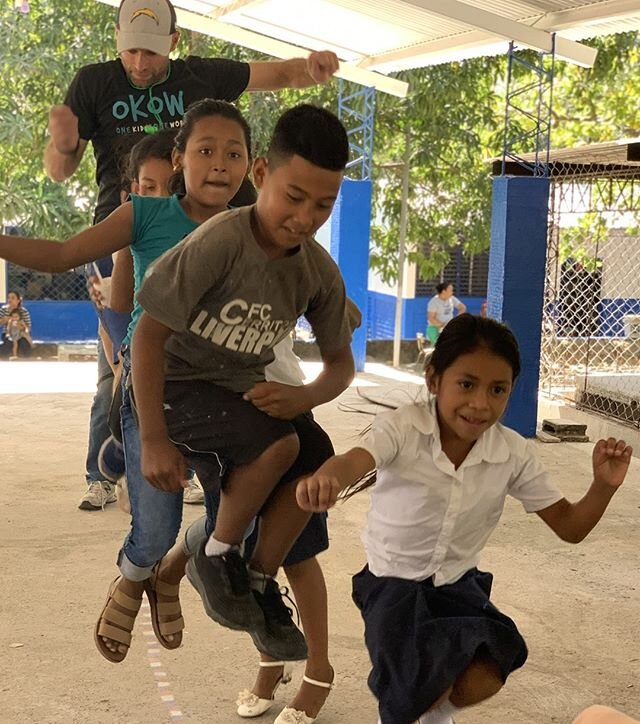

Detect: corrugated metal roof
[99,0,640,96]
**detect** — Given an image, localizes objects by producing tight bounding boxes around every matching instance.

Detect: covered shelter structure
[95,0,640,434]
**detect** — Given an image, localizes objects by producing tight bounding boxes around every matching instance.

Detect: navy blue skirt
[352,566,528,724]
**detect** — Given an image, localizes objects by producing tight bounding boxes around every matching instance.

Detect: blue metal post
[490,39,556,435]
[489,176,550,435]
[331,81,376,371]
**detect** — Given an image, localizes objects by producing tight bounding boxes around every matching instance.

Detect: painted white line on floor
[140,599,185,722]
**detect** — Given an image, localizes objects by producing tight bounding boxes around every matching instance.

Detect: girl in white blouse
[297,314,632,724]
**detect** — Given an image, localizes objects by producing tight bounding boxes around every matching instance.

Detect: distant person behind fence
[0,291,33,359]
[7,310,33,359]
[426,282,466,345]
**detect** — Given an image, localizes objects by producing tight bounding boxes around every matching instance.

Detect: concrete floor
[0,360,638,723]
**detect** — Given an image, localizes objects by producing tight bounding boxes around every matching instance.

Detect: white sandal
[274,673,335,724]
[236,660,293,718]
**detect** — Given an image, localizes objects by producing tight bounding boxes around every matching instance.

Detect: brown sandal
[144,567,184,650]
[94,576,142,663]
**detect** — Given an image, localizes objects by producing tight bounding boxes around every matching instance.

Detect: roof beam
[98,0,408,97]
[379,0,597,67]
[533,0,640,32]
[211,0,266,20]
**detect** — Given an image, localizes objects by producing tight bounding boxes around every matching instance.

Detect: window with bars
[415,245,489,297]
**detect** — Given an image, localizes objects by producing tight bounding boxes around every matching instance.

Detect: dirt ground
[0,360,638,724]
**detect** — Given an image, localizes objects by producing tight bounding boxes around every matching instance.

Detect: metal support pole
[392,126,411,368]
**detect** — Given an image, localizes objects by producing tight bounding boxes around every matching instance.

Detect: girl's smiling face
[174,115,250,217]
[428,346,514,453]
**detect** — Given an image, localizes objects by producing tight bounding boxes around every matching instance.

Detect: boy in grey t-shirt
[133,105,354,662]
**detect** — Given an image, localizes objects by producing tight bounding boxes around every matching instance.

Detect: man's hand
[592,438,632,489]
[141,437,187,492]
[243,381,311,419]
[48,105,80,154]
[306,51,339,83]
[296,473,340,512]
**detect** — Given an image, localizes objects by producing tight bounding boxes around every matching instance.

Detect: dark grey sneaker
[249,578,308,661]
[185,544,262,631]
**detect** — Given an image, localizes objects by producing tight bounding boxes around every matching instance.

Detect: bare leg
[248,479,310,576]
[249,556,333,717]
[213,434,299,546]
[449,656,503,707]
[572,706,639,724]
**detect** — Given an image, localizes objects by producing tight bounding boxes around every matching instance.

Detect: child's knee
[264,432,299,469]
[450,657,503,707]
[572,705,638,724]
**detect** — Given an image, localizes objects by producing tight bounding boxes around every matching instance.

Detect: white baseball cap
[116,0,177,56]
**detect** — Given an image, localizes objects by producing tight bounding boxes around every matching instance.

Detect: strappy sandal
[94,576,142,663]
[143,566,184,650]
[274,670,335,723]
[236,660,293,717]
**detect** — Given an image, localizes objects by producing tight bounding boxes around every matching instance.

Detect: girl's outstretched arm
[0,203,134,273]
[296,448,376,513]
[536,438,632,543]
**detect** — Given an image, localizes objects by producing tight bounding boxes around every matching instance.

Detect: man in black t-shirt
[45,0,340,223]
[44,0,341,513]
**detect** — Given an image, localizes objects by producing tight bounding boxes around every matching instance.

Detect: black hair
[168,99,252,195]
[435,282,452,294]
[267,104,349,172]
[7,290,23,305]
[117,0,177,33]
[341,314,521,502]
[120,129,176,191]
[427,313,521,382]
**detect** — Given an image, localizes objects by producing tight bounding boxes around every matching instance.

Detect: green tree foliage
[0,1,333,238]
[370,58,503,285]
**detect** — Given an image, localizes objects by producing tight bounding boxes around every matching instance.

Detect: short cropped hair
[267,104,349,172]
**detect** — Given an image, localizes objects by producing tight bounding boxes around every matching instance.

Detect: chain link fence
[7,263,89,301]
[540,164,640,430]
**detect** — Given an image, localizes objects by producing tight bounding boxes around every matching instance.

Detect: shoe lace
[224,549,251,597]
[263,580,301,627]
[86,481,109,510]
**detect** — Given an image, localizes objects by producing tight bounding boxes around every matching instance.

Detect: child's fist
[296,474,340,512]
[592,438,633,489]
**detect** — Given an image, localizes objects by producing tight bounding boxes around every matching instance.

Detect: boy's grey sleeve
[136,226,225,332]
[304,262,353,353]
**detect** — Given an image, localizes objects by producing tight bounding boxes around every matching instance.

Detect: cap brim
[117,31,172,56]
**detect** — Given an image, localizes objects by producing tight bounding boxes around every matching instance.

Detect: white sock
[204,535,234,557]
[248,567,274,594]
[418,700,458,724]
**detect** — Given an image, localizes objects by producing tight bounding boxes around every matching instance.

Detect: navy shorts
[352,566,528,724]
[164,379,333,565]
[163,379,296,491]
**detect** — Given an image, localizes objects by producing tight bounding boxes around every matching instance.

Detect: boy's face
[131,158,173,197]
[252,155,343,257]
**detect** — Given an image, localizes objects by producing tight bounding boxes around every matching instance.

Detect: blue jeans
[117,357,218,581]
[85,338,114,483]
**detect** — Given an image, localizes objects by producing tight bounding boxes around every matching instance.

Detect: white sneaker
[183,476,205,505]
[78,481,117,511]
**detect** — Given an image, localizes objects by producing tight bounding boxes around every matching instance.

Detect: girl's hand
[141,438,187,492]
[592,438,633,489]
[244,382,311,419]
[296,474,340,512]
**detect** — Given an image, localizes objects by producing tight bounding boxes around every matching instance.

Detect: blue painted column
[330,178,371,371]
[488,175,550,436]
